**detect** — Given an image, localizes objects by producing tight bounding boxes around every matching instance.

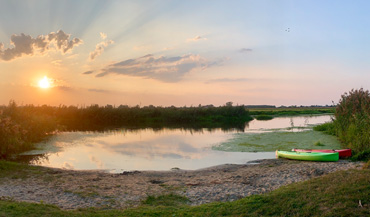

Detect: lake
[22,115,338,172]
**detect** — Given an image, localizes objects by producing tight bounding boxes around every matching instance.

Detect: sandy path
[0,159,363,209]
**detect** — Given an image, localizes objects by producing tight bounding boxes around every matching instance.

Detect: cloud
[89,33,114,61]
[239,48,253,53]
[88,88,110,93]
[205,77,272,84]
[206,78,251,84]
[96,53,222,82]
[187,35,207,42]
[100,32,107,40]
[56,85,74,91]
[0,30,82,61]
[48,30,82,53]
[82,70,94,75]
[51,59,62,66]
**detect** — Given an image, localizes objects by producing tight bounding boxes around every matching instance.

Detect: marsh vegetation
[314,88,370,161]
[0,102,252,160]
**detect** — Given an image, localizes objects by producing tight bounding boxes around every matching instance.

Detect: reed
[334,88,370,153]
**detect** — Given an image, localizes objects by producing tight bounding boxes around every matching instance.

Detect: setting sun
[38,76,51,89]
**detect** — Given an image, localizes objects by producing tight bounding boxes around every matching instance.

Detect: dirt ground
[0,159,363,209]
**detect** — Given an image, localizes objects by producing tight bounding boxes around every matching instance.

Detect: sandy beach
[0,159,362,210]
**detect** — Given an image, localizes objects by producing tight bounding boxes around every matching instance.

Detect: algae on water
[213,130,341,152]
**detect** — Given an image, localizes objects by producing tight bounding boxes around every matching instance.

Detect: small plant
[314,141,325,146]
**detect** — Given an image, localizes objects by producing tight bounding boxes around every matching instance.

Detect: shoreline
[0,159,363,210]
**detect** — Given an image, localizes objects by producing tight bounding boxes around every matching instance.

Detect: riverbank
[0,159,362,210]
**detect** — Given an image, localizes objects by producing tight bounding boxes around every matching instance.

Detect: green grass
[0,160,44,180]
[0,166,369,216]
[142,194,190,207]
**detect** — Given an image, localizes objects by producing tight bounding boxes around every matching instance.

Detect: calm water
[23,115,332,172]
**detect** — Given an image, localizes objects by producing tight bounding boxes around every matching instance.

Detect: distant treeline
[4,103,252,130]
[245,105,336,109]
[248,108,334,116]
[0,102,252,159]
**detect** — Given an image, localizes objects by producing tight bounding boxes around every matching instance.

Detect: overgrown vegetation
[313,88,370,162]
[0,101,58,159]
[0,101,252,159]
[335,88,370,153]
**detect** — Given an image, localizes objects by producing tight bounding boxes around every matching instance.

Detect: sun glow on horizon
[38,76,51,89]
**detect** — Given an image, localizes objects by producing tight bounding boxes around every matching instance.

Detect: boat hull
[276,150,339,162]
[292,148,351,158]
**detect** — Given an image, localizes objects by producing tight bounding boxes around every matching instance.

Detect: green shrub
[255,115,274,120]
[313,122,336,136]
[335,88,370,152]
[351,150,370,162]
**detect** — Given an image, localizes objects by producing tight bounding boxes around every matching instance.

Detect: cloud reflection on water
[25,115,332,171]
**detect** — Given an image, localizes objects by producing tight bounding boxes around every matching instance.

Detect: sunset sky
[1,0,369,107]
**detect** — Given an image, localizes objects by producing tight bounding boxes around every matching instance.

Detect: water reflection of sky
[24,115,332,172]
[245,115,333,132]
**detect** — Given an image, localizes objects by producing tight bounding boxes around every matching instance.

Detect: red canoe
[292,148,352,158]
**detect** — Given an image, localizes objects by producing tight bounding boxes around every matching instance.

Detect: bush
[351,150,370,162]
[0,101,60,159]
[313,122,336,136]
[335,88,370,152]
[255,115,274,120]
[0,113,28,159]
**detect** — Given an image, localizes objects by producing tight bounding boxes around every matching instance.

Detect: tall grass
[334,88,370,153]
[0,101,59,159]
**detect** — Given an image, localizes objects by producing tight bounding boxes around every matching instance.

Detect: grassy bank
[0,160,368,216]
[249,107,334,117]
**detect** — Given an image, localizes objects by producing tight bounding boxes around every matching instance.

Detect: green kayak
[276,150,339,162]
